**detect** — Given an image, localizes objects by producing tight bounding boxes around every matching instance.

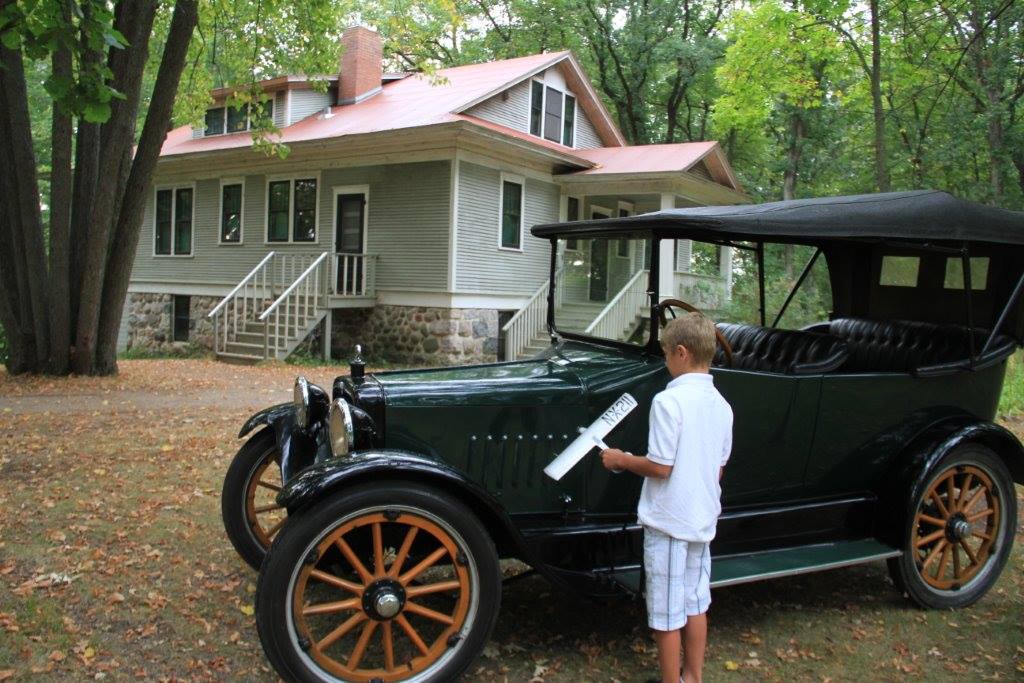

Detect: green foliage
[724,244,833,330]
[999,352,1024,416]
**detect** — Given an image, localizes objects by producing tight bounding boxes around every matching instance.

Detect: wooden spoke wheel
[222,429,286,569]
[912,465,1000,590]
[888,445,1016,610]
[246,455,287,548]
[292,512,472,682]
[256,483,501,683]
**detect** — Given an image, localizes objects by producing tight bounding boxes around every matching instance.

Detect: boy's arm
[601,449,672,479]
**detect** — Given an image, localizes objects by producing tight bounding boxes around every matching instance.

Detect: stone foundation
[126,293,218,353]
[331,305,499,366]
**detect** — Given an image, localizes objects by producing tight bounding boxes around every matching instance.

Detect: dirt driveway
[1,359,1021,681]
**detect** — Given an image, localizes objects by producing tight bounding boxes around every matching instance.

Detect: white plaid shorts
[643,527,711,631]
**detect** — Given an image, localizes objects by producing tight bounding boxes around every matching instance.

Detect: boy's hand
[601,448,628,472]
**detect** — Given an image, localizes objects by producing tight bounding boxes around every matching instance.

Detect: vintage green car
[223,191,1023,683]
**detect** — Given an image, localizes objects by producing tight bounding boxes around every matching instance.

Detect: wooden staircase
[209,252,331,365]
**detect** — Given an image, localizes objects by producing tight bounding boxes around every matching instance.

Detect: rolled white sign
[544,393,639,481]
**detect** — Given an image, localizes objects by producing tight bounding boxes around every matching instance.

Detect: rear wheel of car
[222,429,287,570]
[888,444,1016,609]
[256,482,501,683]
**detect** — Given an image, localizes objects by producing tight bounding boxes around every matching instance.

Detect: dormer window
[202,99,274,136]
[529,80,575,147]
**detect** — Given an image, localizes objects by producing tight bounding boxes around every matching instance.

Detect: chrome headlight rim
[293,376,310,429]
[329,398,355,458]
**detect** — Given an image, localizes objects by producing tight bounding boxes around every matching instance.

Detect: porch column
[322,310,332,361]
[658,193,676,301]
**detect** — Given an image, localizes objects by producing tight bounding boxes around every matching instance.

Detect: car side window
[879,255,920,287]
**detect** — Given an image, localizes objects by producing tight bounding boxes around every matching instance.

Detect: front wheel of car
[888,444,1016,609]
[222,428,287,570]
[256,482,501,682]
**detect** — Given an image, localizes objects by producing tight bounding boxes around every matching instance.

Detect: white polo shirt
[637,373,733,542]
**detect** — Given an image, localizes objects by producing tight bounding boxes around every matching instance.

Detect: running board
[606,538,901,594]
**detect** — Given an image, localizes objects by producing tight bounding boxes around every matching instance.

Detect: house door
[335,193,365,294]
[588,210,612,301]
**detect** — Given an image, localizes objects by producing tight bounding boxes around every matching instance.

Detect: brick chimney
[338,26,383,105]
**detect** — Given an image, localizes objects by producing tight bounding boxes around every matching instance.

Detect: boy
[601,312,733,683]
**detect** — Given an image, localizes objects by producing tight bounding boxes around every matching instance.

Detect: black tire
[256,482,501,683]
[888,444,1016,609]
[221,429,284,570]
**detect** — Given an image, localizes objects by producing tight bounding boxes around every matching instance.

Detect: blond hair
[661,312,717,366]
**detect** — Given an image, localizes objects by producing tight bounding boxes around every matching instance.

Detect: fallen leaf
[725,660,740,671]
[239,604,254,616]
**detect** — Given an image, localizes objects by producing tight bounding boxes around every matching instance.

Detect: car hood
[373,341,665,408]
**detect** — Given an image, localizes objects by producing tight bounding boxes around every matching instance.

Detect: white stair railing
[208,252,275,355]
[259,252,330,359]
[333,253,378,296]
[501,267,563,361]
[585,269,649,341]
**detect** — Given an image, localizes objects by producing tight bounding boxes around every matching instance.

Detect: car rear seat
[714,323,849,375]
[823,318,1016,373]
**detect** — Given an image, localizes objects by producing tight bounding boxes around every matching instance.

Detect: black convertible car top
[532,190,1024,246]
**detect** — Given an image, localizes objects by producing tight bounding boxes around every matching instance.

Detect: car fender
[238,403,325,483]
[875,418,1024,546]
[276,449,560,581]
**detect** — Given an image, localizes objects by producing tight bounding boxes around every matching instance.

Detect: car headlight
[294,376,310,429]
[329,398,355,457]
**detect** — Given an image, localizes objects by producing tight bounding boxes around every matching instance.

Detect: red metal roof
[568,142,718,175]
[160,52,570,157]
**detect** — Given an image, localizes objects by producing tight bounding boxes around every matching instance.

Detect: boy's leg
[651,628,682,683]
[681,613,707,683]
[681,542,712,683]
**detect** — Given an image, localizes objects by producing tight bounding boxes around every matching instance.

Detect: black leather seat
[825,318,1015,373]
[715,323,849,375]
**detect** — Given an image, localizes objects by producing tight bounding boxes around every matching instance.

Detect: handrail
[501,266,564,361]
[260,252,329,320]
[208,251,275,318]
[585,268,649,337]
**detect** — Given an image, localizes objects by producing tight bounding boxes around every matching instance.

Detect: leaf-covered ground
[0,359,1021,682]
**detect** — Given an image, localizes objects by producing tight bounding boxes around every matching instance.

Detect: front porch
[502,189,734,360]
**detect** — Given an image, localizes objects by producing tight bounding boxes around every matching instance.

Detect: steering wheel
[657,298,733,367]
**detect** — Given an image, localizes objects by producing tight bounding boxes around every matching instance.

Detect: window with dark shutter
[565,196,580,250]
[562,95,575,146]
[155,189,172,254]
[220,184,242,243]
[500,180,523,249]
[293,179,317,242]
[530,81,544,137]
[267,181,290,242]
[173,188,193,255]
[204,107,225,136]
[172,295,191,342]
[226,105,248,133]
[544,86,562,142]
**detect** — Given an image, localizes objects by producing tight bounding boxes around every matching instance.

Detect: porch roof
[563,142,743,192]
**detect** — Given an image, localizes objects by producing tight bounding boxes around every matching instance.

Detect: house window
[155,187,193,256]
[267,178,318,242]
[544,86,562,142]
[530,81,544,137]
[172,295,190,342]
[499,178,523,250]
[617,239,629,257]
[226,105,248,133]
[562,95,575,146]
[203,99,274,136]
[205,107,225,136]
[220,182,243,243]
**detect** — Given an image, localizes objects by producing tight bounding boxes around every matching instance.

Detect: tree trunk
[985,93,1004,201]
[48,0,74,375]
[783,112,803,201]
[95,0,200,374]
[0,38,50,370]
[72,0,159,374]
[869,0,889,192]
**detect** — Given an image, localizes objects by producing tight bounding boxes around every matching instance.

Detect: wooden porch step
[215,351,263,366]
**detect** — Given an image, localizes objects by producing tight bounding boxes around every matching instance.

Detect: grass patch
[999,351,1024,416]
[118,343,211,361]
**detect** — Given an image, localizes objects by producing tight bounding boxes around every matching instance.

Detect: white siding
[455,162,558,294]
[574,110,603,149]
[465,80,530,131]
[273,91,287,128]
[132,161,451,292]
[289,88,334,124]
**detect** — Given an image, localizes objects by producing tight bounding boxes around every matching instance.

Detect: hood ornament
[350,344,366,383]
